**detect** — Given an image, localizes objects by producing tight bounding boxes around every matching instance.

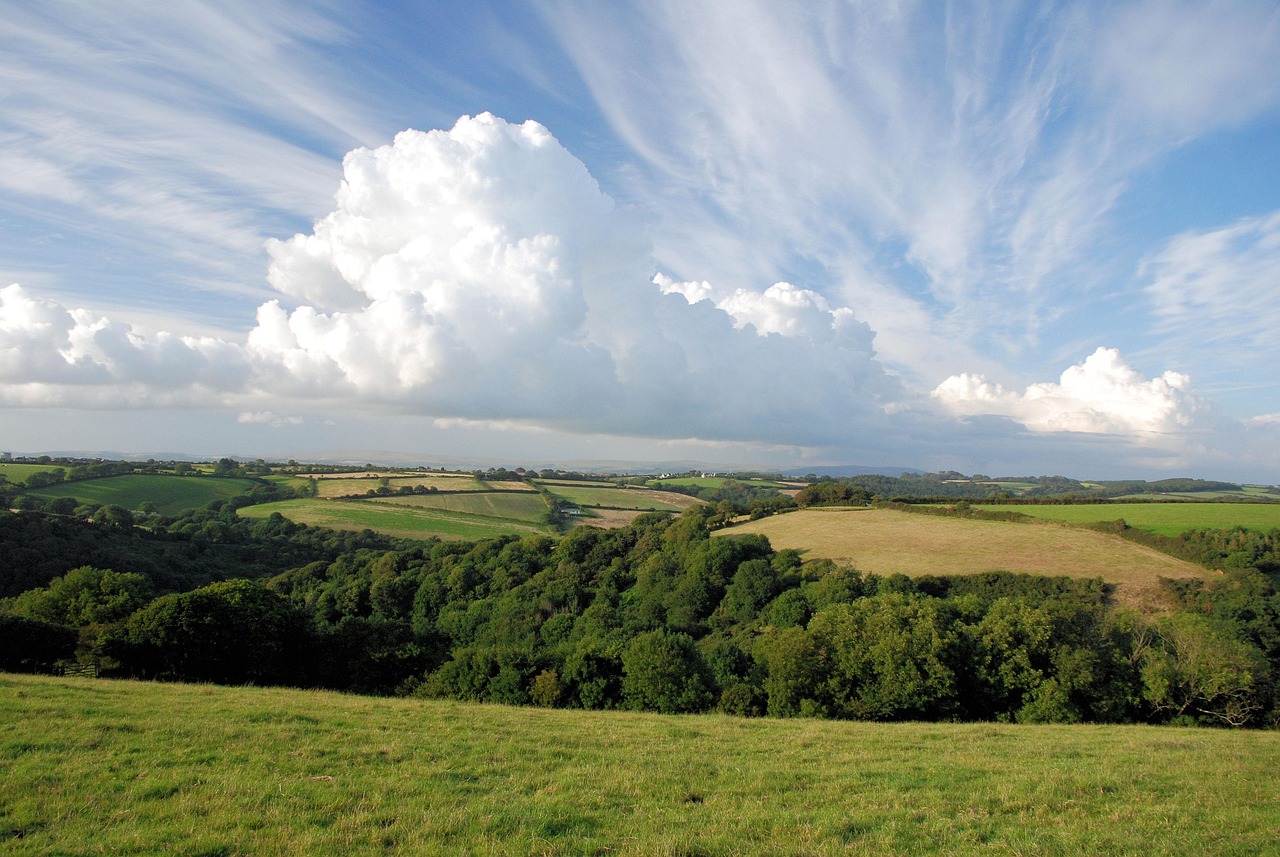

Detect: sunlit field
[974,502,1280,536]
[541,483,694,511]
[719,508,1208,585]
[27,474,261,515]
[238,498,552,540]
[3,674,1276,856]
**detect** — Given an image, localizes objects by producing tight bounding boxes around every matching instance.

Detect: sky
[2,0,1279,480]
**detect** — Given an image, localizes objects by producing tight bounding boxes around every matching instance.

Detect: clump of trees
[1,503,1277,727]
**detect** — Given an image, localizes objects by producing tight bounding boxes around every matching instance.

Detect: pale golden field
[572,508,649,528]
[719,508,1209,586]
[310,475,489,497]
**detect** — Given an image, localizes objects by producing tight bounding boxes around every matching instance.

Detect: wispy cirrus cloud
[539,0,1280,392]
[0,1,376,317]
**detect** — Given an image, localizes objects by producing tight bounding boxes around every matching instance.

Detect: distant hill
[778,464,925,478]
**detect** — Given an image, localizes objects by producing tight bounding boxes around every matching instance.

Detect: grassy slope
[2,674,1277,856]
[975,502,1280,536]
[312,475,489,498]
[27,475,261,515]
[542,484,692,511]
[238,498,552,540]
[0,463,65,485]
[372,492,549,522]
[720,508,1208,584]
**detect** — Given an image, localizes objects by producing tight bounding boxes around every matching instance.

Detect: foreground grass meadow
[3,675,1278,856]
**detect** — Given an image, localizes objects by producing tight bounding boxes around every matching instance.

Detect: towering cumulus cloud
[0,113,895,445]
[246,113,895,443]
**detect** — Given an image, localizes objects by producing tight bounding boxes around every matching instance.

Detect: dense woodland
[3,489,1279,727]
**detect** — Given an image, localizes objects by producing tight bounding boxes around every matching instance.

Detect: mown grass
[976,502,1280,536]
[373,492,549,523]
[720,508,1208,585]
[542,484,691,511]
[2,674,1277,856]
[27,474,262,515]
[238,498,552,541]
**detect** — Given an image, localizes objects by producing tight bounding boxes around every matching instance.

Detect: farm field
[540,483,694,511]
[649,476,789,490]
[26,474,261,515]
[238,498,552,540]
[1111,489,1280,502]
[0,463,65,485]
[373,492,548,522]
[311,475,489,498]
[3,674,1277,856]
[572,507,650,528]
[976,502,1280,536]
[719,508,1208,585]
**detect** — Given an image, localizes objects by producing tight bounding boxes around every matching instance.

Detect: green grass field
[238,498,552,540]
[0,463,65,485]
[373,492,549,522]
[649,476,788,490]
[975,503,1280,536]
[720,508,1207,586]
[27,475,262,515]
[1112,489,1280,502]
[542,484,691,511]
[2,674,1277,856]
[311,475,489,498]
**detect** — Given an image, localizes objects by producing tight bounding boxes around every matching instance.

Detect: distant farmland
[27,474,261,515]
[540,484,695,511]
[239,498,553,540]
[719,508,1208,585]
[374,492,549,522]
[0,462,66,485]
[310,474,490,497]
[974,502,1280,536]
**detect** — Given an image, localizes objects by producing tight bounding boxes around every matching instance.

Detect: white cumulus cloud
[1,114,900,447]
[933,346,1203,436]
[0,283,247,405]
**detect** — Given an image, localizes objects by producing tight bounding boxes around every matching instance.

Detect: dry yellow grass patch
[719,508,1210,586]
[573,508,649,528]
[480,480,537,492]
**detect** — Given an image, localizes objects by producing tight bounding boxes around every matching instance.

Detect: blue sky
[2,1,1279,479]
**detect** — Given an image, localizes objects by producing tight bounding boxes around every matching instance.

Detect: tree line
[2,502,1277,727]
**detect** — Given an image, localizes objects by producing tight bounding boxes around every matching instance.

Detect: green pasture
[27,475,261,515]
[238,498,551,541]
[3,674,1277,856]
[1114,488,1280,502]
[312,475,489,498]
[543,484,686,510]
[976,502,1280,536]
[0,463,64,485]
[649,476,787,490]
[373,492,548,522]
